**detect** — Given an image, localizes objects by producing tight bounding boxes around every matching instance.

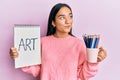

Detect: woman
[10,3,107,80]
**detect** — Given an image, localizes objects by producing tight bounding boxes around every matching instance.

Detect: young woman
[10,3,107,80]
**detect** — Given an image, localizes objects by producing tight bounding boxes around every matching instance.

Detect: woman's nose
[65,17,72,24]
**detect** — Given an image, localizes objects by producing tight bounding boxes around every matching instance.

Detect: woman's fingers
[9,48,19,59]
[99,47,104,52]
[97,47,107,62]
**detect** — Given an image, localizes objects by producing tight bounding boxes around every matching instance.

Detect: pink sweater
[22,35,98,80]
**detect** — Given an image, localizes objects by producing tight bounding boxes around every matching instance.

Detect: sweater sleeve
[77,41,99,80]
[21,64,41,77]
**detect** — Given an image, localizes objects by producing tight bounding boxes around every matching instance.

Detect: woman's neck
[54,33,69,38]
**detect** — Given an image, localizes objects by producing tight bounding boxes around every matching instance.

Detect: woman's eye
[70,15,73,18]
[59,16,64,20]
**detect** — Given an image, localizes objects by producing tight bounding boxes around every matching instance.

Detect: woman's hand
[9,48,19,59]
[97,47,107,62]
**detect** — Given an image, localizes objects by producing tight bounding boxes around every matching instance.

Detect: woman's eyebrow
[69,13,72,15]
[58,14,65,18]
[58,13,72,17]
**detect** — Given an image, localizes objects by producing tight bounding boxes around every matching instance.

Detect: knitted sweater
[22,35,98,80]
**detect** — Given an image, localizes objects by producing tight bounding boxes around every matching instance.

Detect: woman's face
[52,6,73,35]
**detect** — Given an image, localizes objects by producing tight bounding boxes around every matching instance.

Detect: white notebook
[14,24,41,68]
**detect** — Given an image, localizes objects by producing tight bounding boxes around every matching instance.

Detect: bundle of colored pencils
[83,34,100,48]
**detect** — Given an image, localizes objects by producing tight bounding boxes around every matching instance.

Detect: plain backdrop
[0,0,120,80]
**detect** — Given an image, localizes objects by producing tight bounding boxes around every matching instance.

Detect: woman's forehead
[56,7,72,16]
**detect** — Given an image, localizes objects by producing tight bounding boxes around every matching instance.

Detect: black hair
[46,3,73,36]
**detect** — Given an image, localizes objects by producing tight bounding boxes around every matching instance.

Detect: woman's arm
[77,41,107,80]
[77,41,98,80]
[10,47,41,77]
[21,64,41,77]
[77,61,98,80]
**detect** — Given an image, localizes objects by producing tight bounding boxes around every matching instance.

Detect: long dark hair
[46,3,73,36]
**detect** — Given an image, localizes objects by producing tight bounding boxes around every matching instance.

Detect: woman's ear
[52,21,56,27]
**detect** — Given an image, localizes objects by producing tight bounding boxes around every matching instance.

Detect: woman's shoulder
[71,35,86,48]
[41,35,51,40]
[70,35,84,43]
